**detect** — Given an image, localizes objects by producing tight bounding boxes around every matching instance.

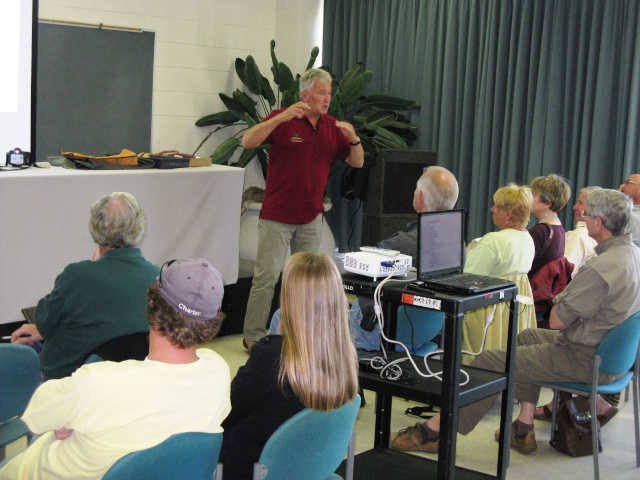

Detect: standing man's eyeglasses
[624,179,640,185]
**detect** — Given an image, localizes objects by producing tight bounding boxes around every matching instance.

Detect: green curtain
[323,0,640,241]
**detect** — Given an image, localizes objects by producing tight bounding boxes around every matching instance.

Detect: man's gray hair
[89,192,146,248]
[417,166,459,211]
[580,185,602,196]
[586,188,632,237]
[299,68,332,95]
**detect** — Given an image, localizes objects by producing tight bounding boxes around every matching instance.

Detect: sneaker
[391,423,439,453]
[495,423,537,454]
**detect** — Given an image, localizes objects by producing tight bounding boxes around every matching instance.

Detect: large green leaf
[234,147,259,168]
[195,110,240,127]
[269,40,280,85]
[387,119,419,129]
[328,90,343,118]
[360,136,378,157]
[338,62,364,91]
[244,112,258,127]
[261,76,276,107]
[305,46,320,71]
[232,90,258,118]
[235,58,247,86]
[337,70,373,108]
[364,110,397,127]
[362,123,408,148]
[276,62,294,92]
[212,138,240,164]
[219,93,248,120]
[289,78,300,97]
[244,56,263,96]
[363,95,421,110]
[281,90,295,108]
[387,126,418,144]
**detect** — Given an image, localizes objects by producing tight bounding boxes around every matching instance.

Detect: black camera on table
[2,148,32,168]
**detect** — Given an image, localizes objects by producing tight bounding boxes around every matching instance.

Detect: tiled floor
[208,333,640,480]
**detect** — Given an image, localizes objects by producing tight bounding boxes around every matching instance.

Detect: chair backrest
[87,331,149,363]
[0,344,40,423]
[395,305,444,354]
[256,395,361,480]
[597,310,640,375]
[83,354,105,364]
[103,432,222,480]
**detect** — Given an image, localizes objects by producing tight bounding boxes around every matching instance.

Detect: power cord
[360,273,501,386]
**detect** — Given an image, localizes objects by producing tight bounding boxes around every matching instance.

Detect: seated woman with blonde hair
[220,252,359,480]
[461,184,537,363]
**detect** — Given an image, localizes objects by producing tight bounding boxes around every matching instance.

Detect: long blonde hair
[278,252,359,411]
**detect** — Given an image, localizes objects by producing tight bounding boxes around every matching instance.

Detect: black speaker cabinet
[361,214,418,247]
[364,149,438,217]
[361,150,437,246]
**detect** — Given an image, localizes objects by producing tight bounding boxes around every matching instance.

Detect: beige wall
[39,0,324,187]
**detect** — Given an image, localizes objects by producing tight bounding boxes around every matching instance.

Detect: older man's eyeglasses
[624,178,640,185]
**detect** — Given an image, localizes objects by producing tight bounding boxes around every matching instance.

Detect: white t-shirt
[0,348,230,480]
[464,228,535,277]
[564,222,597,278]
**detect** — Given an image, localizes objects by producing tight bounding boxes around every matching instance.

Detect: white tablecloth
[0,165,244,324]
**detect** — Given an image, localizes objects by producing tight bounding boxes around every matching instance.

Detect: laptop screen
[418,209,466,279]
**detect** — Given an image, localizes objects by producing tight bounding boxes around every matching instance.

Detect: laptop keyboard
[432,273,490,286]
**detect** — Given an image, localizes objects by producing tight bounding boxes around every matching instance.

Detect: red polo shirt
[259,109,351,224]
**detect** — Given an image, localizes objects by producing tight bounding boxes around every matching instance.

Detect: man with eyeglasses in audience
[620,174,640,247]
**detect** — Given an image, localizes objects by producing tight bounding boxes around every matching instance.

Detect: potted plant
[194,40,421,178]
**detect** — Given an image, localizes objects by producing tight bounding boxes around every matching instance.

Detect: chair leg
[345,431,356,480]
[625,383,630,403]
[634,370,640,467]
[591,395,599,480]
[550,390,559,443]
[214,463,223,480]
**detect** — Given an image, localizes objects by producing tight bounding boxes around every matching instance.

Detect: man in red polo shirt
[241,68,364,350]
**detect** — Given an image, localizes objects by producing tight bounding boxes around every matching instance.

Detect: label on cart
[402,293,442,310]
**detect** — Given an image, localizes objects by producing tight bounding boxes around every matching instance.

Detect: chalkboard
[36,23,154,159]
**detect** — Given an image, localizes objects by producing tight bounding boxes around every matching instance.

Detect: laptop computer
[417,209,514,295]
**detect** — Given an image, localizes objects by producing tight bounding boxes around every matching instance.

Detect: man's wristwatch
[349,139,361,146]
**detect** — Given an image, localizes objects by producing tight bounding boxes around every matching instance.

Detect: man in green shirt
[11,192,160,379]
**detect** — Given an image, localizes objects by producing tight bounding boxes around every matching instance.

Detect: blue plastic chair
[395,305,444,355]
[0,344,40,460]
[103,432,223,480]
[251,395,361,480]
[83,354,105,364]
[532,311,640,480]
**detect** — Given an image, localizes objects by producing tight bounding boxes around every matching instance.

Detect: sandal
[533,404,552,422]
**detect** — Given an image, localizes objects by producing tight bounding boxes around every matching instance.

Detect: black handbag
[551,396,602,457]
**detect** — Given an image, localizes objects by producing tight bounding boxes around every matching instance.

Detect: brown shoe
[597,406,619,426]
[495,423,537,454]
[391,423,439,453]
[242,339,255,351]
[533,404,552,422]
